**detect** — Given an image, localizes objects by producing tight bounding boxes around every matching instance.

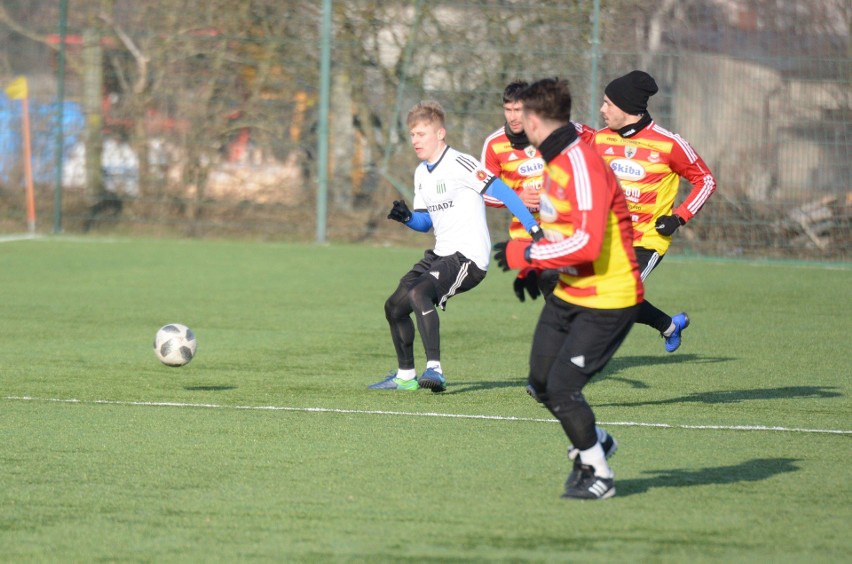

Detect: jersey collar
[538,124,579,163]
[614,113,653,138]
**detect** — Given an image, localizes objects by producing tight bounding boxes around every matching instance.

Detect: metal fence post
[316,0,332,244]
[53,0,68,234]
[587,0,601,128]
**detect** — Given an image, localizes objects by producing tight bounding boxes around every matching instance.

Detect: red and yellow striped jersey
[529,139,643,310]
[594,121,716,255]
[481,122,596,240]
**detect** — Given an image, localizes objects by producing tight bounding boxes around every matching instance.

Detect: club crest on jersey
[649,151,660,163]
[436,181,446,194]
[475,169,490,182]
[524,145,537,158]
[624,146,637,159]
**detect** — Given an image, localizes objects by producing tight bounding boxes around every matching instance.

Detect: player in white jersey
[370,100,542,393]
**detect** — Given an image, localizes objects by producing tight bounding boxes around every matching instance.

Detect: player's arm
[484,178,541,238]
[528,183,608,269]
[572,121,597,146]
[481,140,507,209]
[387,200,432,232]
[405,209,433,232]
[494,158,608,271]
[669,140,716,224]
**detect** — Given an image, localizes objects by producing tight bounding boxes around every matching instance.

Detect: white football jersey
[412,146,495,270]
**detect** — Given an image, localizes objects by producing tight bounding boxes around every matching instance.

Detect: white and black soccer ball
[153,323,197,367]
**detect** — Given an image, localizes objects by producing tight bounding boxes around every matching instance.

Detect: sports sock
[662,321,675,337]
[425,360,442,373]
[568,426,611,458]
[579,442,614,479]
[396,368,417,381]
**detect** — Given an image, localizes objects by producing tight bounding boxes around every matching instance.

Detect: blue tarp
[0,94,85,185]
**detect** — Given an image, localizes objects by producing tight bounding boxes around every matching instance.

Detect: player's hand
[520,186,540,210]
[387,200,412,223]
[493,240,531,272]
[529,224,545,242]
[513,268,541,302]
[655,214,684,236]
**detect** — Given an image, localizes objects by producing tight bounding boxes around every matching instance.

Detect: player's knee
[548,388,594,435]
[408,281,437,311]
[385,294,409,320]
[545,384,589,416]
[549,388,586,406]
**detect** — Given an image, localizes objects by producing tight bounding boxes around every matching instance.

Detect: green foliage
[0,238,850,561]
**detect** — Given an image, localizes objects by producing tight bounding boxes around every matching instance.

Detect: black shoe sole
[419,379,446,393]
[561,487,616,500]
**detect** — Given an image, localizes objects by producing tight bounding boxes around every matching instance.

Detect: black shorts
[634,247,664,282]
[529,298,639,388]
[401,250,487,310]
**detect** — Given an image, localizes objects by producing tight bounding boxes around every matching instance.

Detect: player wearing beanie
[595,70,717,353]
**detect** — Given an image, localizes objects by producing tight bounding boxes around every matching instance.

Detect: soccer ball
[153,323,197,367]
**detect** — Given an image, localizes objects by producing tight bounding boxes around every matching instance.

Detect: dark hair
[502,80,529,103]
[517,78,572,123]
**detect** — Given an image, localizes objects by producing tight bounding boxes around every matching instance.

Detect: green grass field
[1,236,850,562]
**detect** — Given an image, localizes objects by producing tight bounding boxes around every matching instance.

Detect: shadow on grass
[600,385,842,407]
[605,353,735,388]
[447,380,527,395]
[450,354,734,394]
[446,354,736,393]
[616,457,800,497]
[183,385,237,391]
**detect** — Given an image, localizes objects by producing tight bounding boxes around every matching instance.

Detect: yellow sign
[5,76,28,100]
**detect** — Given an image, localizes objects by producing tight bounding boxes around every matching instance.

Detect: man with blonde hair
[370,100,542,393]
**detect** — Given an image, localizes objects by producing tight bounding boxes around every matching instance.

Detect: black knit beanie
[604,70,658,115]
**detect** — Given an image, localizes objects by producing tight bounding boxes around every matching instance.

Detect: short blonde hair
[406,100,445,129]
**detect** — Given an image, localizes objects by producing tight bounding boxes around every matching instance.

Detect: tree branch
[98,11,149,94]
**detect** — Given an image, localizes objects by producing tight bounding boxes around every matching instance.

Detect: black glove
[493,241,510,272]
[529,224,545,242]
[493,240,531,272]
[387,200,412,223]
[655,214,684,236]
[513,269,541,302]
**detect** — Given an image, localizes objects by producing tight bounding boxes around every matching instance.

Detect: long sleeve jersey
[594,121,716,255]
[481,121,596,240]
[528,134,643,310]
[411,146,535,271]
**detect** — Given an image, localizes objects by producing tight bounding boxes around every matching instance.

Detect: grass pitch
[1,237,850,562]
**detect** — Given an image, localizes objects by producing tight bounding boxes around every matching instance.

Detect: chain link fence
[0,0,849,260]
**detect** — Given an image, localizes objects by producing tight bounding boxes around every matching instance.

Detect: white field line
[0,233,42,242]
[0,234,125,244]
[5,395,850,435]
